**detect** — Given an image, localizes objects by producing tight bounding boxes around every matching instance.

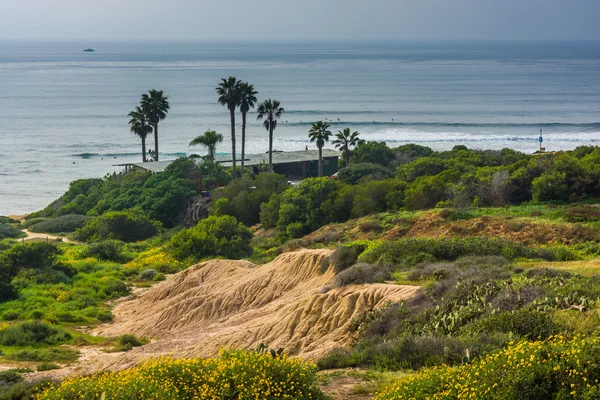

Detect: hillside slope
[81,249,418,372]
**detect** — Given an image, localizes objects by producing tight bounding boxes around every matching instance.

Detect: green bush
[83,240,126,261]
[468,309,560,339]
[0,216,18,224]
[0,223,23,239]
[139,269,158,280]
[328,243,367,273]
[332,263,391,287]
[36,362,60,372]
[29,215,91,233]
[1,311,19,321]
[170,215,252,260]
[0,380,54,400]
[532,171,569,202]
[0,370,22,385]
[74,210,161,242]
[5,348,78,362]
[0,321,71,346]
[112,334,149,352]
[21,217,48,228]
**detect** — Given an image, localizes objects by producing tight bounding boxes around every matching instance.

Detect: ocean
[0,40,599,214]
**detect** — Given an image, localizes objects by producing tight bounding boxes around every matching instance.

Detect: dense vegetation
[39,349,327,400]
[4,143,600,398]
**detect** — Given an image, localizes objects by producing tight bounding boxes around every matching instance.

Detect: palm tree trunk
[344,143,349,166]
[268,122,273,173]
[209,145,215,162]
[142,137,147,162]
[153,123,159,161]
[230,108,236,179]
[318,146,323,177]
[241,111,246,175]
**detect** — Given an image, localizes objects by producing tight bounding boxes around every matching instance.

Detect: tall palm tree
[189,129,224,162]
[256,99,284,173]
[308,121,332,177]
[216,77,241,178]
[238,82,258,175]
[128,106,153,162]
[140,89,170,161]
[332,128,360,167]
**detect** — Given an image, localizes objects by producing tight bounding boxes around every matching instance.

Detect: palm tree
[140,89,170,161]
[128,106,152,162]
[216,77,241,178]
[238,82,258,175]
[189,130,224,162]
[256,99,285,173]
[332,128,360,167]
[308,121,332,177]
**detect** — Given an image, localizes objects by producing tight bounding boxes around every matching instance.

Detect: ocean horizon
[1,40,599,214]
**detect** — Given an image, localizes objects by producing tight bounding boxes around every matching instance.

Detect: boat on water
[83,48,95,52]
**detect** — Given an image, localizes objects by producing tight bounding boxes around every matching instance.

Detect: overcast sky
[1,0,599,41]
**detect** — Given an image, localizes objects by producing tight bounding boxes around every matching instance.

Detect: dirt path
[8,214,77,244]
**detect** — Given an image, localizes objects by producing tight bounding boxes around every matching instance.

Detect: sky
[1,0,599,41]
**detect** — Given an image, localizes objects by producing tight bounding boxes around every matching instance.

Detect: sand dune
[35,249,418,377]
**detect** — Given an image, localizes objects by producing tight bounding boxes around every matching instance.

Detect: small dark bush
[139,269,158,280]
[29,215,91,233]
[36,362,60,372]
[83,240,126,262]
[0,321,71,346]
[152,272,166,281]
[0,370,22,385]
[333,263,391,287]
[112,334,148,352]
[329,243,367,273]
[0,216,18,224]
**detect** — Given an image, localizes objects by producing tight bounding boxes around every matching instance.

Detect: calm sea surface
[1,41,599,214]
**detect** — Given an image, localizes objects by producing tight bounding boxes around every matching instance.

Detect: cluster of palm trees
[128,81,362,179]
[128,90,170,162]
[309,122,361,176]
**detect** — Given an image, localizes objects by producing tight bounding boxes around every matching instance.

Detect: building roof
[216,149,341,168]
[123,149,341,173]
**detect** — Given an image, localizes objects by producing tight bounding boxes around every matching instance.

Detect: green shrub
[0,223,23,239]
[28,215,91,233]
[332,263,391,287]
[0,370,22,385]
[112,334,149,352]
[532,171,569,202]
[139,269,158,280]
[5,348,78,362]
[36,362,60,372]
[170,215,252,260]
[0,216,18,224]
[74,210,161,243]
[0,380,54,400]
[21,217,49,228]
[1,311,19,321]
[467,309,561,339]
[0,321,71,346]
[83,240,126,261]
[152,272,166,281]
[327,243,368,273]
